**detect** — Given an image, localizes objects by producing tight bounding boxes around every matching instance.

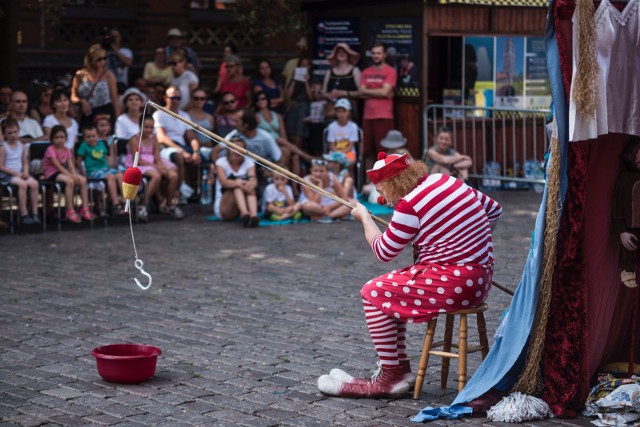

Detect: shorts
[89,168,119,179]
[161,146,193,161]
[45,173,60,182]
[0,173,13,186]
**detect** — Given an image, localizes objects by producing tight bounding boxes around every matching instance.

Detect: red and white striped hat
[366,152,411,185]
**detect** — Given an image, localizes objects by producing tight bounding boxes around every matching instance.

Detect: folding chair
[28,141,58,231]
[0,183,17,234]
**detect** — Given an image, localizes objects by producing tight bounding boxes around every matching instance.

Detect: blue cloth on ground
[205,215,309,226]
[411,405,472,422]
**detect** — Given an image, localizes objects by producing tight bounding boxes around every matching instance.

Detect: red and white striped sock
[362,298,399,366]
[397,322,408,362]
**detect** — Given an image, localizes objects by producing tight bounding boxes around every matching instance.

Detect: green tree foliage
[233,0,305,39]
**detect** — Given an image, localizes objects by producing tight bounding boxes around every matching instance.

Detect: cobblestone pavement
[0,190,594,426]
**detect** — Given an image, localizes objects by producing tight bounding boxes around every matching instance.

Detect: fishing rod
[150,102,515,297]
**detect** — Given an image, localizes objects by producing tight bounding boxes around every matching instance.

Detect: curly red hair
[378,160,429,206]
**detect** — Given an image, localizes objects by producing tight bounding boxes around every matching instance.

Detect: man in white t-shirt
[224,109,281,164]
[0,91,45,143]
[153,86,201,202]
[106,29,133,89]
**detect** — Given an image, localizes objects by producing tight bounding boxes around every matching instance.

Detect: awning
[438,0,546,7]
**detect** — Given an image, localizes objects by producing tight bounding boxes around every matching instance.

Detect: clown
[318,152,502,398]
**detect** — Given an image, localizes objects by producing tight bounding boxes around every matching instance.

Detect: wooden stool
[413,303,489,399]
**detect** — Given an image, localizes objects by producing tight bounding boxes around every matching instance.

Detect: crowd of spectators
[0,28,432,233]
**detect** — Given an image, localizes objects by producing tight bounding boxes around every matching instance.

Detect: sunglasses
[193,97,206,101]
[168,61,178,66]
[225,64,236,68]
[223,99,237,105]
[311,159,328,166]
[96,57,107,62]
[168,96,182,101]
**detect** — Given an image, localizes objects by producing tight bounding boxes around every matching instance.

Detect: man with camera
[103,28,133,92]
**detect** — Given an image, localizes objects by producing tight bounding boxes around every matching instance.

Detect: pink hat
[327,43,360,67]
[366,152,411,185]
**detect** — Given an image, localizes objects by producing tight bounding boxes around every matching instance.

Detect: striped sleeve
[371,200,420,262]
[472,188,502,223]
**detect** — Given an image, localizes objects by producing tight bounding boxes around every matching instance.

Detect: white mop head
[487,392,552,422]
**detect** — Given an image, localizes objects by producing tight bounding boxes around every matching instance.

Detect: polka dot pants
[360,262,492,324]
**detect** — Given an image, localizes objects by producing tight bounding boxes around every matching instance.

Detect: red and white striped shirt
[371,174,502,265]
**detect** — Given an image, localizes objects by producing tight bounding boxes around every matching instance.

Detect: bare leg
[165,170,179,208]
[143,169,161,205]
[170,152,185,189]
[13,178,28,216]
[247,193,258,217]
[78,176,90,209]
[56,174,76,212]
[219,190,240,220]
[301,201,325,219]
[328,204,352,219]
[27,177,39,215]
[105,174,119,206]
[233,188,249,216]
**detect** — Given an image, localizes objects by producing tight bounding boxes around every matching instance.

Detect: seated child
[263,173,302,221]
[0,118,41,225]
[323,151,355,199]
[126,116,180,221]
[299,158,353,223]
[75,124,124,217]
[42,125,95,223]
[326,98,358,165]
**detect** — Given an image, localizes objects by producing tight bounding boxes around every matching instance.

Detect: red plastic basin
[92,344,161,383]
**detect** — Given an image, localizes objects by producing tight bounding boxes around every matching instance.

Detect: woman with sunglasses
[71,44,120,129]
[253,59,284,112]
[169,50,199,110]
[187,87,219,163]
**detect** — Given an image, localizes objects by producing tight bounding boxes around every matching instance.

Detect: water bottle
[200,168,212,205]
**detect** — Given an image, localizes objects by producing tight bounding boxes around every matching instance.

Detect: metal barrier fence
[422,104,550,188]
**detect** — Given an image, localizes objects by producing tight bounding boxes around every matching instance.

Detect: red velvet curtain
[540,136,631,417]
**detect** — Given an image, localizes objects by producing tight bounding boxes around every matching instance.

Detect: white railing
[423,104,550,188]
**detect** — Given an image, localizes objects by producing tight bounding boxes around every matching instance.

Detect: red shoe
[329,360,415,387]
[318,364,409,398]
[79,206,96,221]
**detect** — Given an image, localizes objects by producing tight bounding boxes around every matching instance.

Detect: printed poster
[313,18,361,78]
[368,18,420,97]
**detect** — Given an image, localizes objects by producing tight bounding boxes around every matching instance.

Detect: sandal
[79,207,96,221]
[159,202,171,215]
[621,270,637,288]
[66,209,81,224]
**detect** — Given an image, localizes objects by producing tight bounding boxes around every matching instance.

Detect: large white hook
[134,258,152,290]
